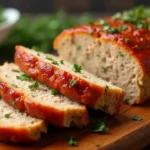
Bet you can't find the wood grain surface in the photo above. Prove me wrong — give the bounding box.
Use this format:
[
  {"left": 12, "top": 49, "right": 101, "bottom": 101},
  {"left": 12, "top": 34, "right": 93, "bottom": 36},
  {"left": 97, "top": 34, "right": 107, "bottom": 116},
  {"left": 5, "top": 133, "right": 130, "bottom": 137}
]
[{"left": 0, "top": 101, "right": 149, "bottom": 150}]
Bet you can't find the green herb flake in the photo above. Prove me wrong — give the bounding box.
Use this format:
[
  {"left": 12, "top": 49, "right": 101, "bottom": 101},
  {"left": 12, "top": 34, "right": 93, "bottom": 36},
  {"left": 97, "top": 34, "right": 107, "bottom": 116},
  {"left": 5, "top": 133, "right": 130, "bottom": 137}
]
[
  {"left": 11, "top": 83, "right": 18, "bottom": 88},
  {"left": 16, "top": 74, "right": 31, "bottom": 81},
  {"left": 72, "top": 64, "right": 82, "bottom": 73},
  {"left": 88, "top": 29, "right": 94, "bottom": 35},
  {"left": 5, "top": 113, "right": 11, "bottom": 119},
  {"left": 60, "top": 60, "right": 64, "bottom": 64},
  {"left": 118, "top": 52, "right": 124, "bottom": 57},
  {"left": 92, "top": 119, "right": 109, "bottom": 133},
  {"left": 77, "top": 45, "right": 81, "bottom": 50},
  {"left": 124, "top": 98, "right": 129, "bottom": 103},
  {"left": 112, "top": 12, "right": 121, "bottom": 20},
  {"left": 102, "top": 67, "right": 107, "bottom": 73},
  {"left": 51, "top": 61, "right": 59, "bottom": 65},
  {"left": 125, "top": 38, "right": 130, "bottom": 43},
  {"left": 12, "top": 69, "right": 20, "bottom": 73},
  {"left": 46, "top": 56, "right": 54, "bottom": 61},
  {"left": 133, "top": 45, "right": 138, "bottom": 49},
  {"left": 11, "top": 100, "right": 15, "bottom": 105},
  {"left": 70, "top": 79, "right": 77, "bottom": 86},
  {"left": 132, "top": 115, "right": 143, "bottom": 121},
  {"left": 37, "top": 53, "right": 40, "bottom": 56},
  {"left": 51, "top": 89, "right": 59, "bottom": 95},
  {"left": 105, "top": 85, "right": 109, "bottom": 92},
  {"left": 68, "top": 136, "right": 78, "bottom": 146},
  {"left": 32, "top": 46, "right": 40, "bottom": 51},
  {"left": 99, "top": 20, "right": 109, "bottom": 26},
  {"left": 46, "top": 56, "right": 58, "bottom": 65},
  {"left": 29, "top": 81, "right": 39, "bottom": 89},
  {"left": 119, "top": 25, "right": 128, "bottom": 31}
]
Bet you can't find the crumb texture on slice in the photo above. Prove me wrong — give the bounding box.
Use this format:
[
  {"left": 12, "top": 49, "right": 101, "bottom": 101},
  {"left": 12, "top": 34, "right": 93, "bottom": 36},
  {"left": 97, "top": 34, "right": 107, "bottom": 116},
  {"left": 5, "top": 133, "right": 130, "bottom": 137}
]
[
  {"left": 0, "top": 63, "right": 89, "bottom": 127},
  {"left": 0, "top": 99, "right": 47, "bottom": 143},
  {"left": 15, "top": 46, "right": 124, "bottom": 115},
  {"left": 53, "top": 25, "right": 150, "bottom": 105}
]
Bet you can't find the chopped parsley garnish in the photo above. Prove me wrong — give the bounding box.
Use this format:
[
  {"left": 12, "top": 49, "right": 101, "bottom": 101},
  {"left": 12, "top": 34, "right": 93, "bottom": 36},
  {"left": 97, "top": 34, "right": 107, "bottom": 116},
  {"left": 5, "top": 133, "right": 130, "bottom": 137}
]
[
  {"left": 46, "top": 56, "right": 58, "bottom": 65},
  {"left": 118, "top": 52, "right": 124, "bottom": 57},
  {"left": 51, "top": 89, "right": 59, "bottom": 95},
  {"left": 102, "top": 67, "right": 107, "bottom": 73},
  {"left": 119, "top": 25, "right": 128, "bottom": 31},
  {"left": 32, "top": 46, "right": 40, "bottom": 51},
  {"left": 5, "top": 113, "right": 11, "bottom": 119},
  {"left": 70, "top": 79, "right": 77, "bottom": 86},
  {"left": 92, "top": 119, "right": 109, "bottom": 133},
  {"left": 132, "top": 116, "right": 143, "bottom": 121},
  {"left": 51, "top": 61, "right": 59, "bottom": 65},
  {"left": 16, "top": 74, "right": 31, "bottom": 81},
  {"left": 60, "top": 60, "right": 64, "bottom": 64},
  {"left": 77, "top": 45, "right": 81, "bottom": 50},
  {"left": 68, "top": 136, "right": 78, "bottom": 146},
  {"left": 125, "top": 38, "right": 130, "bottom": 43},
  {"left": 105, "top": 85, "right": 109, "bottom": 92},
  {"left": 98, "top": 20, "right": 109, "bottom": 26},
  {"left": 112, "top": 12, "right": 121, "bottom": 20},
  {"left": 133, "top": 45, "right": 138, "bottom": 49},
  {"left": 29, "top": 81, "right": 39, "bottom": 89},
  {"left": 11, "top": 100, "right": 15, "bottom": 105},
  {"left": 46, "top": 56, "right": 54, "bottom": 61},
  {"left": 12, "top": 69, "right": 20, "bottom": 73},
  {"left": 11, "top": 83, "right": 18, "bottom": 88},
  {"left": 103, "top": 26, "right": 120, "bottom": 33},
  {"left": 37, "top": 53, "right": 40, "bottom": 56},
  {"left": 72, "top": 64, "right": 82, "bottom": 73},
  {"left": 88, "top": 29, "right": 94, "bottom": 35}
]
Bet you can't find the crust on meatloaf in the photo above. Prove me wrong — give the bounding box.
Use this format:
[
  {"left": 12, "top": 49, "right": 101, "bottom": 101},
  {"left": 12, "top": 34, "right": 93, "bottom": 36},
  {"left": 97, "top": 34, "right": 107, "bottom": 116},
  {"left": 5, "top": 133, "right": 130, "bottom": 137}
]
[
  {"left": 0, "top": 63, "right": 89, "bottom": 127},
  {"left": 0, "top": 99, "right": 47, "bottom": 143},
  {"left": 15, "top": 45, "right": 124, "bottom": 115},
  {"left": 54, "top": 17, "right": 150, "bottom": 105}
]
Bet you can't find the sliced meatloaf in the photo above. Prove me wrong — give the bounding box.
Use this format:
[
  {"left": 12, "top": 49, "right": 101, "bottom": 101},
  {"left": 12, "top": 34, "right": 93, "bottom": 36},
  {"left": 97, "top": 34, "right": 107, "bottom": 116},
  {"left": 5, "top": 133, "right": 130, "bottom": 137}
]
[
  {"left": 0, "top": 99, "right": 47, "bottom": 143},
  {"left": 0, "top": 63, "right": 89, "bottom": 127},
  {"left": 15, "top": 46, "right": 124, "bottom": 115},
  {"left": 54, "top": 10, "right": 150, "bottom": 105}
]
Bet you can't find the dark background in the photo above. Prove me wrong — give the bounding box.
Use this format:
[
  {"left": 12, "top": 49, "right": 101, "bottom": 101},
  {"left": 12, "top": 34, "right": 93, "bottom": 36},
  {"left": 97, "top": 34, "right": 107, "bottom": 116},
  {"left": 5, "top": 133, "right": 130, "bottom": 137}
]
[{"left": 0, "top": 0, "right": 150, "bottom": 13}]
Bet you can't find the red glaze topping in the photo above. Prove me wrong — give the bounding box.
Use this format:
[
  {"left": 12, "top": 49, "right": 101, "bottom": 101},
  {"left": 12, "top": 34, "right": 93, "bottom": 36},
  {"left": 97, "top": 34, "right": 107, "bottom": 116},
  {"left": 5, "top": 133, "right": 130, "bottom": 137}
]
[
  {"left": 0, "top": 80, "right": 65, "bottom": 127},
  {"left": 0, "top": 127, "right": 36, "bottom": 143},
  {"left": 57, "top": 18, "right": 150, "bottom": 74},
  {"left": 15, "top": 46, "right": 105, "bottom": 109}
]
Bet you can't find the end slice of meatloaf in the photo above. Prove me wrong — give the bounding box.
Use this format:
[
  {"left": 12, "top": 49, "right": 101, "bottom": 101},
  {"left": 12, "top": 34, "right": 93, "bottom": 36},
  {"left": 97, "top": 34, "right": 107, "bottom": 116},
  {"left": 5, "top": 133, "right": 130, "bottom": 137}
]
[
  {"left": 15, "top": 45, "right": 124, "bottom": 115},
  {"left": 54, "top": 17, "right": 150, "bottom": 105},
  {"left": 0, "top": 63, "right": 89, "bottom": 127},
  {"left": 0, "top": 99, "right": 47, "bottom": 143}
]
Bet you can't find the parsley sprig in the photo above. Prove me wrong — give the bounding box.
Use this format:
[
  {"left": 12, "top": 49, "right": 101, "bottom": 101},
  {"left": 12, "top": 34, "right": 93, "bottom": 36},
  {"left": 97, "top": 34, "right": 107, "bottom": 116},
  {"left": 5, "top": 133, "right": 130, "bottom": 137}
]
[{"left": 16, "top": 74, "right": 31, "bottom": 81}]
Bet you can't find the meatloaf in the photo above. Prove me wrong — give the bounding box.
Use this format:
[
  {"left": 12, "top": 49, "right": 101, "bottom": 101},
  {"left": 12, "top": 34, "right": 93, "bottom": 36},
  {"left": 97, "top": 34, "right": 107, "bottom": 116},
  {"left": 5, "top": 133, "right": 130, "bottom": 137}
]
[
  {"left": 54, "top": 9, "right": 150, "bottom": 105},
  {"left": 15, "top": 45, "right": 124, "bottom": 115},
  {"left": 0, "top": 99, "right": 47, "bottom": 143},
  {"left": 0, "top": 63, "right": 89, "bottom": 127}
]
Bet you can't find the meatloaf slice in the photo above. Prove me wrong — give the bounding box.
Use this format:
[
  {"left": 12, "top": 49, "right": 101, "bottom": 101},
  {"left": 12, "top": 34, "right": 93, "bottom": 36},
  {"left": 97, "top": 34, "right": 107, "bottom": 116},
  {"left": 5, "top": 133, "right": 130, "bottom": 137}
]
[
  {"left": 54, "top": 17, "right": 150, "bottom": 105},
  {"left": 0, "top": 63, "right": 89, "bottom": 127},
  {"left": 0, "top": 99, "right": 47, "bottom": 143},
  {"left": 15, "top": 45, "right": 124, "bottom": 115}
]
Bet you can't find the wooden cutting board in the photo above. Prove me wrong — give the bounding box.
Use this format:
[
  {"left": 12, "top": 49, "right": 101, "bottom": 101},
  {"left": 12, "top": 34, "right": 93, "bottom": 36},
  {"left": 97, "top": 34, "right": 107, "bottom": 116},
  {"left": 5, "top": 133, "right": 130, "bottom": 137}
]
[{"left": 0, "top": 101, "right": 150, "bottom": 150}]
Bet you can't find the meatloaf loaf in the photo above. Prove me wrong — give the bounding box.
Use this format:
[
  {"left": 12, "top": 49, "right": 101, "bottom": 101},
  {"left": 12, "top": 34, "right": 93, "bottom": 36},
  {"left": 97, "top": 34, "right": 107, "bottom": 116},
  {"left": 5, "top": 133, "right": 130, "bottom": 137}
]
[
  {"left": 54, "top": 9, "right": 150, "bottom": 105},
  {"left": 0, "top": 99, "right": 47, "bottom": 143},
  {"left": 0, "top": 63, "right": 89, "bottom": 127},
  {"left": 15, "top": 45, "right": 124, "bottom": 115}
]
